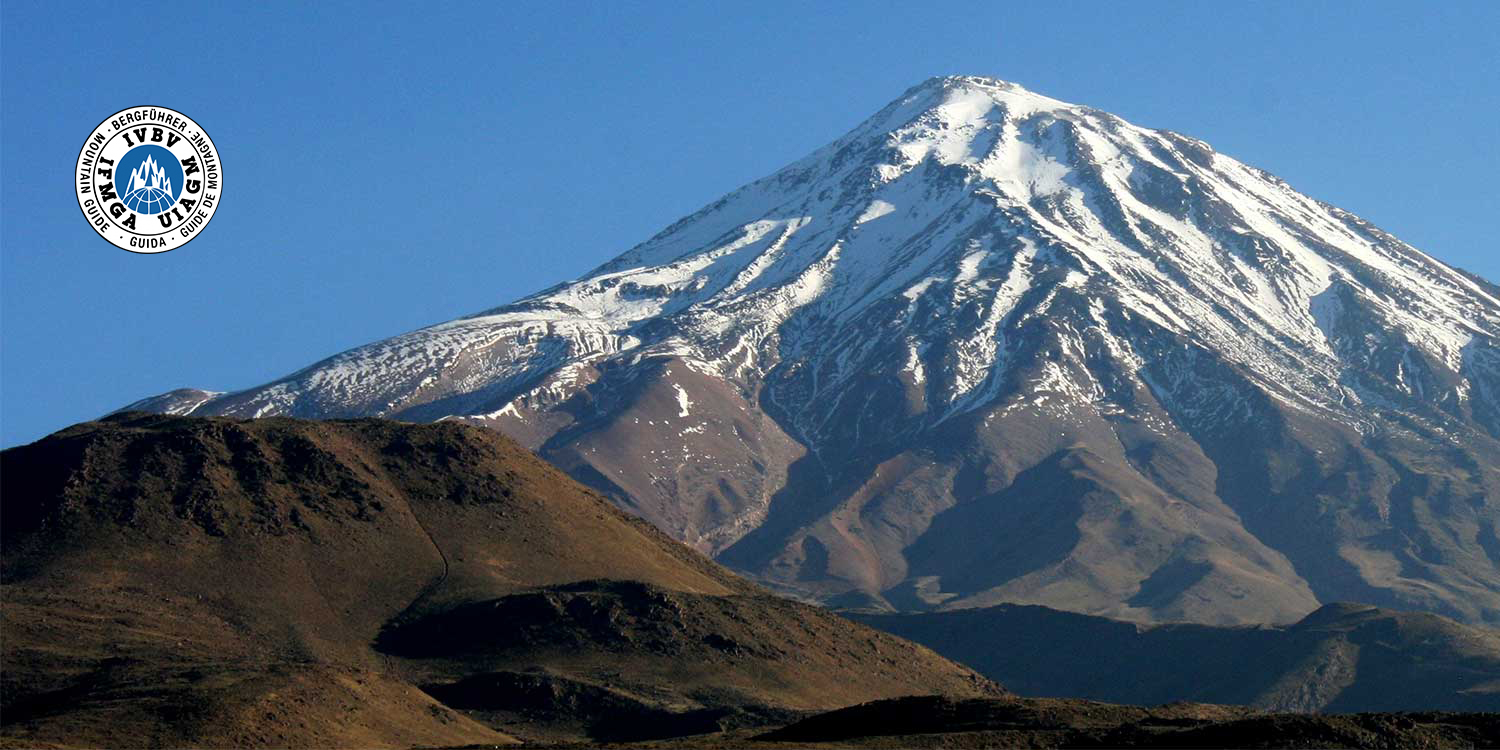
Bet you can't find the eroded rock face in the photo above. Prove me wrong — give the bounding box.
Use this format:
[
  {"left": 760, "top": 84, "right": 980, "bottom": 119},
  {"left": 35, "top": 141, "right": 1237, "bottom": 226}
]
[{"left": 129, "top": 76, "right": 1500, "bottom": 625}]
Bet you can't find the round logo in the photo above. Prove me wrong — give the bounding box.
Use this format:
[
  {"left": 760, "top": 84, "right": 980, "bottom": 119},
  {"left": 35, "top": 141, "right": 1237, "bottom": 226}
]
[{"left": 75, "top": 106, "right": 221, "bottom": 253}]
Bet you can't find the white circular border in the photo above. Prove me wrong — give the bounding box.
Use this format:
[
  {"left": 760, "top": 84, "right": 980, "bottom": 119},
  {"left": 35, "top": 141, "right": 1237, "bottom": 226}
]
[{"left": 75, "top": 106, "right": 223, "bottom": 254}]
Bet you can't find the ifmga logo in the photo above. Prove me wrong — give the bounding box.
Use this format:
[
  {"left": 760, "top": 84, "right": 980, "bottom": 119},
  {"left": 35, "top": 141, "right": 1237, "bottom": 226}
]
[{"left": 75, "top": 106, "right": 222, "bottom": 254}]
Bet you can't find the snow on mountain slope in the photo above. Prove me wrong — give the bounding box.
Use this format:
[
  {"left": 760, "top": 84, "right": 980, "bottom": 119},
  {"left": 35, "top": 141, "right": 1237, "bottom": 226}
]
[{"left": 128, "top": 76, "right": 1500, "bottom": 625}]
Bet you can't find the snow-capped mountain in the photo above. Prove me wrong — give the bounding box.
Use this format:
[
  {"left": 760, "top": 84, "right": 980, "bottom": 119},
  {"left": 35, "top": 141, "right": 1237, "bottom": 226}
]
[
  {"left": 131, "top": 76, "right": 1500, "bottom": 625},
  {"left": 125, "top": 154, "right": 172, "bottom": 197}
]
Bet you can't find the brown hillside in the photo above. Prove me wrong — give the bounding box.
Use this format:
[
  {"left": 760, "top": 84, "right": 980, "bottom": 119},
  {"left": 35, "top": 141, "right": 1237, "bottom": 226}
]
[{"left": 0, "top": 413, "right": 999, "bottom": 748}]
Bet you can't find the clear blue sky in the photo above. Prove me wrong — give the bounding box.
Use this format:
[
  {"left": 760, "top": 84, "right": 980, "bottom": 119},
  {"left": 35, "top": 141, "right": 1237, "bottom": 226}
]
[{"left": 3, "top": 1, "right": 1497, "bottom": 447}]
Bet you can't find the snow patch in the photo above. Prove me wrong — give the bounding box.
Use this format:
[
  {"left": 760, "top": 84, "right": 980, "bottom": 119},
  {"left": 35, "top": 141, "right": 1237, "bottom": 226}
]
[{"left": 856, "top": 200, "right": 897, "bottom": 225}]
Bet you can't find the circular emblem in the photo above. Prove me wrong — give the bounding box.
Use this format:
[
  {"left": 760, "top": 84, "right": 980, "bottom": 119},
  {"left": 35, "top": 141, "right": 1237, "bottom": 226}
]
[{"left": 75, "top": 106, "right": 222, "bottom": 253}]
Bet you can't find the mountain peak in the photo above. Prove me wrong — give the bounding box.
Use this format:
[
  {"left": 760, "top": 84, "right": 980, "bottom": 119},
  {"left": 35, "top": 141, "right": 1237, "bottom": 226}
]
[
  {"left": 865, "top": 75, "right": 1080, "bottom": 139},
  {"left": 915, "top": 74, "right": 1031, "bottom": 93},
  {"left": 127, "top": 78, "right": 1500, "bottom": 627}
]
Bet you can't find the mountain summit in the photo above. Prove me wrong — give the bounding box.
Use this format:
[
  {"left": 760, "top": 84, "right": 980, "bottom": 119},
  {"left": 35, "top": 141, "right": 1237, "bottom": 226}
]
[{"left": 131, "top": 76, "right": 1500, "bottom": 625}]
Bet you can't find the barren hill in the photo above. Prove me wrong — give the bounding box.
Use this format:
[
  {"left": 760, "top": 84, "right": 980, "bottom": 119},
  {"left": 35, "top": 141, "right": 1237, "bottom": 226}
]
[{"left": 0, "top": 413, "right": 998, "bottom": 747}]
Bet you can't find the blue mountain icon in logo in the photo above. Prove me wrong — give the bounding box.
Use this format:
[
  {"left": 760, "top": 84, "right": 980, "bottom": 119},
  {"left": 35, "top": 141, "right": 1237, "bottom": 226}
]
[
  {"left": 115, "top": 145, "right": 185, "bottom": 216},
  {"left": 122, "top": 154, "right": 174, "bottom": 214}
]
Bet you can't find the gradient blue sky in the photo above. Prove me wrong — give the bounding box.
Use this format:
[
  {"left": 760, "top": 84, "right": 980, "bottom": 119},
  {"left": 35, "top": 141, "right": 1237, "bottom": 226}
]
[{"left": 3, "top": 1, "right": 1497, "bottom": 447}]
